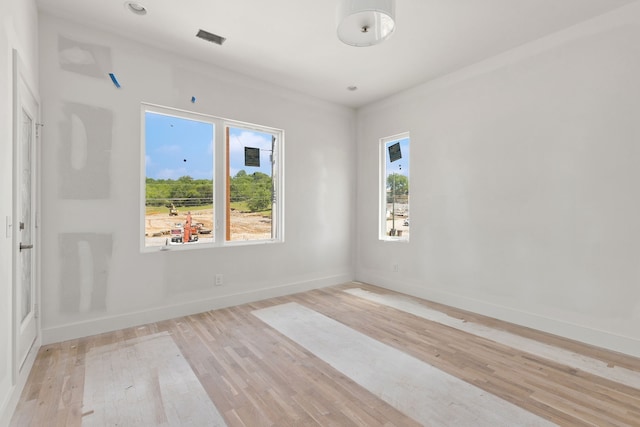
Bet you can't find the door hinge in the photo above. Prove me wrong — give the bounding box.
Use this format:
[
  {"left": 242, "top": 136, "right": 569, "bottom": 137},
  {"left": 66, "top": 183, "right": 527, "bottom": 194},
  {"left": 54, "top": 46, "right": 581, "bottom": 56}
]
[{"left": 34, "top": 303, "right": 39, "bottom": 319}]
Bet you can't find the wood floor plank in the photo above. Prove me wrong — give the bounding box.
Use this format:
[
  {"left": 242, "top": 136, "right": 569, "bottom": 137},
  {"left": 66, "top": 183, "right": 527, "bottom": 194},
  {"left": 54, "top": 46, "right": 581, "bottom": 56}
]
[{"left": 9, "top": 282, "right": 640, "bottom": 426}]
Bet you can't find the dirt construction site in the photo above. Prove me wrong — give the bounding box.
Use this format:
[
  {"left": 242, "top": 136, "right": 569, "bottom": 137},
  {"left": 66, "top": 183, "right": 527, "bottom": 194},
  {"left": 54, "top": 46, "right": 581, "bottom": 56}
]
[{"left": 145, "top": 208, "right": 272, "bottom": 246}]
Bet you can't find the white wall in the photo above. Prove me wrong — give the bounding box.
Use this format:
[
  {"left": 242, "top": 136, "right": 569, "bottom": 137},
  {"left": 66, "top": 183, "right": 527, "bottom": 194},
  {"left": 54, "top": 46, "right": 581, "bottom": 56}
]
[
  {"left": 356, "top": 3, "right": 640, "bottom": 358},
  {"left": 38, "top": 14, "right": 356, "bottom": 344},
  {"left": 0, "top": 0, "right": 39, "bottom": 424}
]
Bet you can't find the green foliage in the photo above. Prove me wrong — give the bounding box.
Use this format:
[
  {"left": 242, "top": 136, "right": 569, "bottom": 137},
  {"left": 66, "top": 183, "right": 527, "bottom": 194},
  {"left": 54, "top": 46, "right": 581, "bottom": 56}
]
[
  {"left": 146, "top": 171, "right": 273, "bottom": 213},
  {"left": 146, "top": 176, "right": 213, "bottom": 207},
  {"left": 230, "top": 170, "right": 273, "bottom": 212},
  {"left": 247, "top": 186, "right": 271, "bottom": 212},
  {"left": 387, "top": 173, "right": 409, "bottom": 195}
]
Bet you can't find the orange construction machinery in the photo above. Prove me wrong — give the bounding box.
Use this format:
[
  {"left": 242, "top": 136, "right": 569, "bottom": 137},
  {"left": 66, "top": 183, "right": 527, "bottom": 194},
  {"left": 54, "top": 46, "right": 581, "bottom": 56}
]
[{"left": 170, "top": 212, "right": 199, "bottom": 243}]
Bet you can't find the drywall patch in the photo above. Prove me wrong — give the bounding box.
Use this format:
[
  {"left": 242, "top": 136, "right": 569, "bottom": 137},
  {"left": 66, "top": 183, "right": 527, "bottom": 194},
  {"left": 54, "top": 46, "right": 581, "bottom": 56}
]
[
  {"left": 59, "top": 103, "right": 113, "bottom": 199},
  {"left": 59, "top": 233, "right": 112, "bottom": 313},
  {"left": 58, "top": 35, "right": 112, "bottom": 78}
]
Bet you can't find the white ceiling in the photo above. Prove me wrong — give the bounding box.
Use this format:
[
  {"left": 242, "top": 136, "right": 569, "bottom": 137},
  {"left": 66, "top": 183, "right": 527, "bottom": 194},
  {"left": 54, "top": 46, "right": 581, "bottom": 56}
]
[{"left": 36, "top": 0, "right": 636, "bottom": 108}]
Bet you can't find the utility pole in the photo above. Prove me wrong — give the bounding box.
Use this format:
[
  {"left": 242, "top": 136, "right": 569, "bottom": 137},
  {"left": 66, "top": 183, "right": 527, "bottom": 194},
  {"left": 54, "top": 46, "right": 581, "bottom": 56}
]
[
  {"left": 391, "top": 172, "right": 396, "bottom": 235},
  {"left": 390, "top": 164, "right": 402, "bottom": 236}
]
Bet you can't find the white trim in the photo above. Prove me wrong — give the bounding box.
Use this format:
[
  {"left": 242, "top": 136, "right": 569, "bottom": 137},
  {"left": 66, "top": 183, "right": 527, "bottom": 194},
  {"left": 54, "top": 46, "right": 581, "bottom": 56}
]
[
  {"left": 355, "top": 271, "right": 640, "bottom": 359},
  {"left": 345, "top": 287, "right": 640, "bottom": 390},
  {"left": 41, "top": 274, "right": 352, "bottom": 344},
  {"left": 11, "top": 47, "right": 41, "bottom": 386}
]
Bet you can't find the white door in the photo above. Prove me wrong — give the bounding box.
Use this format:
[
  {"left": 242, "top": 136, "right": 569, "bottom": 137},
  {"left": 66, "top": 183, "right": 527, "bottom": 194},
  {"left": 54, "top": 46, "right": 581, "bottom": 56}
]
[{"left": 13, "top": 50, "right": 39, "bottom": 372}]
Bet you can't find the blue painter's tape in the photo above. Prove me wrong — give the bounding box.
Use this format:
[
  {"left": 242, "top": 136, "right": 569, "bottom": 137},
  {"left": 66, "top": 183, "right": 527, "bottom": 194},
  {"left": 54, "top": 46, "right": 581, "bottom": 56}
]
[
  {"left": 108, "top": 73, "right": 121, "bottom": 88},
  {"left": 191, "top": 96, "right": 196, "bottom": 103}
]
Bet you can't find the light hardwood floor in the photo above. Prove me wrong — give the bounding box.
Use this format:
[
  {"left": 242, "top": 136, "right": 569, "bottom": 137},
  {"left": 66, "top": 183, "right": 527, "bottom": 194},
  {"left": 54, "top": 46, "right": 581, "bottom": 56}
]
[{"left": 10, "top": 283, "right": 640, "bottom": 426}]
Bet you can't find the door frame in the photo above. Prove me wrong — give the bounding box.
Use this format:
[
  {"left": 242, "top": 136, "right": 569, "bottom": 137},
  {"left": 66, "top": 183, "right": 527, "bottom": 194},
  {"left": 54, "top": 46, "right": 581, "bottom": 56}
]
[{"left": 12, "top": 48, "right": 41, "bottom": 381}]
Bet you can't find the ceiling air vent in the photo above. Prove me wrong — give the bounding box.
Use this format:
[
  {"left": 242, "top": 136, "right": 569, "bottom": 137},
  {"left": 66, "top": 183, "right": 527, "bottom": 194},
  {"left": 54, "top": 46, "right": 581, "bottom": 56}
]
[{"left": 196, "top": 29, "right": 226, "bottom": 46}]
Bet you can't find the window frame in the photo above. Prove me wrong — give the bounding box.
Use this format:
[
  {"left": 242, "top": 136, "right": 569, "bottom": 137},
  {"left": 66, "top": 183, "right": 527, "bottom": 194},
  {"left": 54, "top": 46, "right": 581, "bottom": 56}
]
[
  {"left": 140, "top": 103, "right": 284, "bottom": 252},
  {"left": 379, "top": 132, "right": 410, "bottom": 242},
  {"left": 223, "top": 122, "right": 284, "bottom": 245}
]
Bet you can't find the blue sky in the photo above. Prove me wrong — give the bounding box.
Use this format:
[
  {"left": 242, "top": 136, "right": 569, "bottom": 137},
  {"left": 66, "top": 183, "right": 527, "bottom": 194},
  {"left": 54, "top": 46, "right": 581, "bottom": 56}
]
[
  {"left": 228, "top": 127, "right": 274, "bottom": 177},
  {"left": 386, "top": 137, "right": 410, "bottom": 177},
  {"left": 145, "top": 112, "right": 273, "bottom": 180}
]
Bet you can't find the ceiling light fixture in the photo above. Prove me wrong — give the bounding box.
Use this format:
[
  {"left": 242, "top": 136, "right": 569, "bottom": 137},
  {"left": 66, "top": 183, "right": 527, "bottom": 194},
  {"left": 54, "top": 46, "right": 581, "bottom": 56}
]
[
  {"left": 337, "top": 0, "right": 395, "bottom": 47},
  {"left": 125, "top": 1, "right": 147, "bottom": 16}
]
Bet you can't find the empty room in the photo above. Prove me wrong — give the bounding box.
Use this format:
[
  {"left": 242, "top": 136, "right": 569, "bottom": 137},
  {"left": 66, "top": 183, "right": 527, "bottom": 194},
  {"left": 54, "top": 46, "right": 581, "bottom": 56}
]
[{"left": 1, "top": 0, "right": 640, "bottom": 425}]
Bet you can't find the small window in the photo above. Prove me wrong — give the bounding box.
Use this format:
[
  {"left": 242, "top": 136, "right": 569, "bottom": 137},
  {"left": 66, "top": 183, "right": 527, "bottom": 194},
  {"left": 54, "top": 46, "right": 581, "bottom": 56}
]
[
  {"left": 380, "top": 133, "right": 410, "bottom": 241},
  {"left": 142, "top": 104, "right": 283, "bottom": 251}
]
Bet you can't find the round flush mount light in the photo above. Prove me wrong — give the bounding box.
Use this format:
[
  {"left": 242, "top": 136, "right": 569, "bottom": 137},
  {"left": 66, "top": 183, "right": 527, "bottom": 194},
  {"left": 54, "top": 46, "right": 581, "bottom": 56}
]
[
  {"left": 337, "top": 0, "right": 395, "bottom": 47},
  {"left": 125, "top": 1, "right": 147, "bottom": 15}
]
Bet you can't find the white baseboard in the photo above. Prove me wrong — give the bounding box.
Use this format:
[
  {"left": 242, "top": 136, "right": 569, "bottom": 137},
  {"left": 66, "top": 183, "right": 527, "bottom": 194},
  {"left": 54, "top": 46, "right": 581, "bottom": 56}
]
[
  {"left": 42, "top": 274, "right": 353, "bottom": 345},
  {"left": 355, "top": 272, "right": 640, "bottom": 359}
]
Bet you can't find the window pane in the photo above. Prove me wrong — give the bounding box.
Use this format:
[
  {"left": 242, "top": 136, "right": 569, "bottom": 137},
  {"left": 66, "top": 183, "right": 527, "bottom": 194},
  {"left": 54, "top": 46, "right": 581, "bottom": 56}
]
[
  {"left": 383, "top": 135, "right": 410, "bottom": 240},
  {"left": 144, "top": 111, "right": 214, "bottom": 247},
  {"left": 227, "top": 126, "right": 276, "bottom": 241}
]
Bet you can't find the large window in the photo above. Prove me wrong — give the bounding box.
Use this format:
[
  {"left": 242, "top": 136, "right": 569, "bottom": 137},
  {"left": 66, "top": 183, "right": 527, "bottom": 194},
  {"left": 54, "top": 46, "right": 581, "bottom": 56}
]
[
  {"left": 141, "top": 104, "right": 283, "bottom": 250},
  {"left": 380, "top": 133, "right": 410, "bottom": 241}
]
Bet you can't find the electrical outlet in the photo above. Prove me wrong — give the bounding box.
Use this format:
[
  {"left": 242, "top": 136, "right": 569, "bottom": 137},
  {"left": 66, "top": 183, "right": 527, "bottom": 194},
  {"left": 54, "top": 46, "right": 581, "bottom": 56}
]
[
  {"left": 393, "top": 264, "right": 399, "bottom": 272},
  {"left": 215, "top": 274, "right": 223, "bottom": 286}
]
